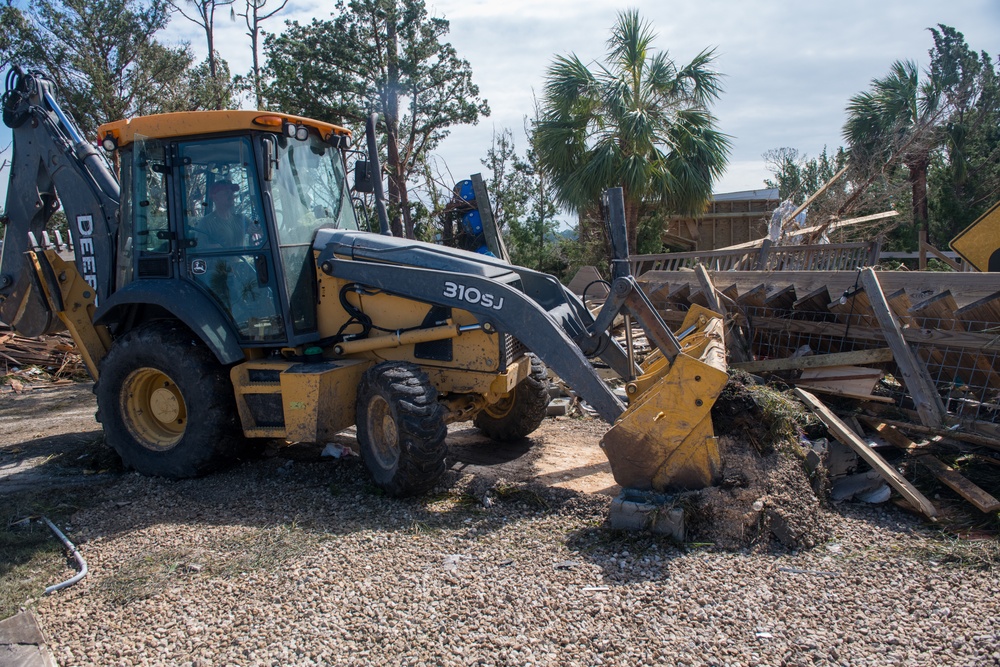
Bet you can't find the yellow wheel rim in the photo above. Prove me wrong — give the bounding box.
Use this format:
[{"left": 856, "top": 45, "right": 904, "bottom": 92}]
[
  {"left": 121, "top": 368, "right": 187, "bottom": 450},
  {"left": 483, "top": 390, "right": 516, "bottom": 420},
  {"left": 367, "top": 394, "right": 400, "bottom": 470}
]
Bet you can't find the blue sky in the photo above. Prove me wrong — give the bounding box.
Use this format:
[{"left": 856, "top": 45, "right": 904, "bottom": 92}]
[
  {"left": 3, "top": 0, "right": 999, "bottom": 205},
  {"left": 237, "top": 0, "right": 997, "bottom": 194}
]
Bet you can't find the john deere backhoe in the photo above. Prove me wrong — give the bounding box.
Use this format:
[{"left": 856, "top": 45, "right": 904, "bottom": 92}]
[{"left": 0, "top": 68, "right": 729, "bottom": 496}]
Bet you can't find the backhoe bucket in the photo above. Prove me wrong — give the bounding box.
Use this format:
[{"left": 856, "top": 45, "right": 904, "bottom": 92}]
[{"left": 600, "top": 305, "right": 729, "bottom": 492}]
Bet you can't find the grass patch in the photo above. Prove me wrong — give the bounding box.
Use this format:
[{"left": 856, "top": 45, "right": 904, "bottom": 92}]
[
  {"left": 210, "top": 524, "right": 314, "bottom": 578},
  {"left": 0, "top": 490, "right": 97, "bottom": 619},
  {"left": 0, "top": 519, "right": 64, "bottom": 619},
  {"left": 713, "top": 370, "right": 814, "bottom": 454},
  {"left": 908, "top": 532, "right": 1000, "bottom": 570}
]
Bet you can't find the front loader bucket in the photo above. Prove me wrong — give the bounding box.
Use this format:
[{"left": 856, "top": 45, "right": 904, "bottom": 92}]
[{"left": 600, "top": 305, "right": 729, "bottom": 492}]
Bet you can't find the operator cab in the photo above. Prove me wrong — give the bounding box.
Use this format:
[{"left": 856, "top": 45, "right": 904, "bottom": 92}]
[{"left": 103, "top": 111, "right": 358, "bottom": 348}]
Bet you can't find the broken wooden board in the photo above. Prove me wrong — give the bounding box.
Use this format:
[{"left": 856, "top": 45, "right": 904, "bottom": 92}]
[
  {"left": 733, "top": 348, "right": 894, "bottom": 374},
  {"left": 955, "top": 290, "right": 1000, "bottom": 329},
  {"left": 860, "top": 268, "right": 946, "bottom": 427},
  {"left": 791, "top": 285, "right": 834, "bottom": 320},
  {"left": 795, "top": 388, "right": 938, "bottom": 519},
  {"left": 763, "top": 285, "right": 797, "bottom": 313},
  {"left": 827, "top": 288, "right": 877, "bottom": 329},
  {"left": 796, "top": 366, "right": 884, "bottom": 400},
  {"left": 870, "top": 422, "right": 1000, "bottom": 513},
  {"left": 637, "top": 270, "right": 1000, "bottom": 309}
]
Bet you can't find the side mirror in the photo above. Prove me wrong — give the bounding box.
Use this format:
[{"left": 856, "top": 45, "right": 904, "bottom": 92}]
[
  {"left": 262, "top": 136, "right": 276, "bottom": 181},
  {"left": 354, "top": 160, "right": 374, "bottom": 193}
]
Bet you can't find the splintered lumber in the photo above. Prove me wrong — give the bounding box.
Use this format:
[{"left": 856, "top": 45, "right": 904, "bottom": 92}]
[
  {"left": 736, "top": 283, "right": 768, "bottom": 310},
  {"left": 694, "top": 263, "right": 725, "bottom": 315},
  {"left": 695, "top": 263, "right": 749, "bottom": 362},
  {"left": 788, "top": 210, "right": 899, "bottom": 241},
  {"left": 791, "top": 286, "right": 834, "bottom": 321},
  {"left": 637, "top": 271, "right": 1000, "bottom": 309},
  {"left": 908, "top": 290, "right": 1000, "bottom": 391},
  {"left": 885, "top": 288, "right": 913, "bottom": 322},
  {"left": 869, "top": 422, "right": 1000, "bottom": 513},
  {"left": 858, "top": 415, "right": 1000, "bottom": 453},
  {"left": 733, "top": 348, "right": 894, "bottom": 374},
  {"left": 764, "top": 285, "right": 796, "bottom": 313},
  {"left": 779, "top": 166, "right": 849, "bottom": 236},
  {"left": 796, "top": 366, "right": 892, "bottom": 402},
  {"left": 955, "top": 291, "right": 1000, "bottom": 329},
  {"left": 827, "top": 287, "right": 877, "bottom": 329},
  {"left": 795, "top": 388, "right": 938, "bottom": 519},
  {"left": 859, "top": 268, "right": 946, "bottom": 427},
  {"left": 909, "top": 291, "right": 960, "bottom": 331}
]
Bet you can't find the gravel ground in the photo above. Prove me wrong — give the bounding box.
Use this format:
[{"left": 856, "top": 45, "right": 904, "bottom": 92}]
[{"left": 27, "top": 454, "right": 1000, "bottom": 667}]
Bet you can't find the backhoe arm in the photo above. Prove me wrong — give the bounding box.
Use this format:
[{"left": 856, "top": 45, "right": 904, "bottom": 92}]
[{"left": 0, "top": 67, "right": 120, "bottom": 337}]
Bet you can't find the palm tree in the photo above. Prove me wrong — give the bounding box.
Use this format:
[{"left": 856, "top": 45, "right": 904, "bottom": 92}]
[
  {"left": 534, "top": 10, "right": 730, "bottom": 252},
  {"left": 842, "top": 60, "right": 942, "bottom": 236}
]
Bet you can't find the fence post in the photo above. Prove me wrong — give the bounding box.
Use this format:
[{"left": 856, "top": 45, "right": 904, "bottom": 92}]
[
  {"left": 866, "top": 240, "right": 881, "bottom": 267},
  {"left": 755, "top": 238, "right": 772, "bottom": 270}
]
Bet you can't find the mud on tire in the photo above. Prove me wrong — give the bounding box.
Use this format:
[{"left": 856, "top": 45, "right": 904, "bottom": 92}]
[
  {"left": 355, "top": 361, "right": 448, "bottom": 497},
  {"left": 474, "top": 354, "right": 551, "bottom": 441},
  {"left": 95, "top": 321, "right": 242, "bottom": 478}
]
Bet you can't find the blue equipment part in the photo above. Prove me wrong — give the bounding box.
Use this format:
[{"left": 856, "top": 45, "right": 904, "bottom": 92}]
[
  {"left": 461, "top": 209, "right": 484, "bottom": 235},
  {"left": 456, "top": 179, "right": 475, "bottom": 203}
]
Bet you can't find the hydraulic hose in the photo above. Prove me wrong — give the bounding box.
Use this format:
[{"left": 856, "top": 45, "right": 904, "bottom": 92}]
[{"left": 40, "top": 516, "right": 88, "bottom": 594}]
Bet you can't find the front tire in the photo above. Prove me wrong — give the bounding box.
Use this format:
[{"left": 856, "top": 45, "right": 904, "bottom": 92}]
[
  {"left": 356, "top": 361, "right": 447, "bottom": 497},
  {"left": 96, "top": 321, "right": 242, "bottom": 478},
  {"left": 474, "top": 354, "right": 551, "bottom": 441}
]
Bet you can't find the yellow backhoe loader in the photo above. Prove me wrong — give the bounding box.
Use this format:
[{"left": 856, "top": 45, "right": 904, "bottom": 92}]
[{"left": 0, "top": 67, "right": 728, "bottom": 496}]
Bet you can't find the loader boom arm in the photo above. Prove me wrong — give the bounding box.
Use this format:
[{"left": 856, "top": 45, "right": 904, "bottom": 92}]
[{"left": 0, "top": 68, "right": 120, "bottom": 337}]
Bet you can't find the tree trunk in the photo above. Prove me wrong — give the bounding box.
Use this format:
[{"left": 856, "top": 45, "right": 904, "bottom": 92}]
[
  {"left": 622, "top": 190, "right": 640, "bottom": 258},
  {"left": 383, "top": 6, "right": 405, "bottom": 237},
  {"left": 909, "top": 158, "right": 930, "bottom": 238},
  {"left": 250, "top": 8, "right": 262, "bottom": 109}
]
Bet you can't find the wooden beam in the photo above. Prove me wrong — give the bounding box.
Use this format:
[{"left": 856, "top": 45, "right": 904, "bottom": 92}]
[
  {"left": 695, "top": 263, "right": 749, "bottom": 362},
  {"left": 860, "top": 268, "right": 946, "bottom": 427},
  {"left": 788, "top": 210, "right": 899, "bottom": 240},
  {"left": 870, "top": 422, "right": 1000, "bottom": 513},
  {"left": 779, "top": 166, "right": 850, "bottom": 236},
  {"left": 733, "top": 348, "right": 894, "bottom": 373},
  {"left": 637, "top": 270, "right": 1000, "bottom": 309},
  {"left": 694, "top": 263, "right": 724, "bottom": 315},
  {"left": 795, "top": 388, "right": 938, "bottom": 519},
  {"left": 748, "top": 313, "right": 1000, "bottom": 353},
  {"left": 858, "top": 415, "right": 1000, "bottom": 453}
]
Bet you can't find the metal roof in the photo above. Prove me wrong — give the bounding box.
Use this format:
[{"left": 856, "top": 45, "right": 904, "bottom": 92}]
[{"left": 711, "top": 188, "right": 780, "bottom": 202}]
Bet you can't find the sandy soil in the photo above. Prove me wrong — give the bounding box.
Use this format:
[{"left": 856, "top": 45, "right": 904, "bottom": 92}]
[{"left": 0, "top": 382, "right": 619, "bottom": 499}]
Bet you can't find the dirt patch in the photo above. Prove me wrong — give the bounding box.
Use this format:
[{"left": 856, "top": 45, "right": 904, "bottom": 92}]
[
  {"left": 685, "top": 435, "right": 832, "bottom": 550},
  {"left": 0, "top": 383, "right": 618, "bottom": 500},
  {"left": 2, "top": 380, "right": 837, "bottom": 552}
]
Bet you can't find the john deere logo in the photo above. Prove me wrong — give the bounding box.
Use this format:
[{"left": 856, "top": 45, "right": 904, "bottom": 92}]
[{"left": 191, "top": 259, "right": 207, "bottom": 275}]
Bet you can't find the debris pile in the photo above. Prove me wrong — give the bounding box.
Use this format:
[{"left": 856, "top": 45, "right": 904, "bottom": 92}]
[
  {"left": 0, "top": 326, "right": 86, "bottom": 388},
  {"left": 638, "top": 265, "right": 1000, "bottom": 526}
]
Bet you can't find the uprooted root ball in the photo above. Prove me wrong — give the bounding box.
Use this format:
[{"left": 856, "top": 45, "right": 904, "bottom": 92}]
[{"left": 684, "top": 435, "right": 833, "bottom": 551}]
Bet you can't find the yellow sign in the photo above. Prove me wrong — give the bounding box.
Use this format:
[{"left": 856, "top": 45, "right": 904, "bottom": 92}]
[{"left": 950, "top": 200, "right": 1000, "bottom": 272}]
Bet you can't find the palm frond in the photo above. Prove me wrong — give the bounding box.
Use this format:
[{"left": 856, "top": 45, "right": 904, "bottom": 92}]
[{"left": 607, "top": 9, "right": 656, "bottom": 74}]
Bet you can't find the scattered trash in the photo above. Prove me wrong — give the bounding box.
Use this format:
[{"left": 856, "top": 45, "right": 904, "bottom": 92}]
[
  {"left": 553, "top": 560, "right": 580, "bottom": 570},
  {"left": 321, "top": 443, "right": 356, "bottom": 459}
]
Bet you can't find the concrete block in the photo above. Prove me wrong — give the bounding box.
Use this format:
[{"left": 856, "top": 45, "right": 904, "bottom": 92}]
[
  {"left": 546, "top": 397, "right": 573, "bottom": 416},
  {"left": 608, "top": 490, "right": 685, "bottom": 541}
]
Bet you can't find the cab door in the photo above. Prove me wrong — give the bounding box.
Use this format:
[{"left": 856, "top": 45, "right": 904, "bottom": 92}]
[{"left": 175, "top": 136, "right": 284, "bottom": 344}]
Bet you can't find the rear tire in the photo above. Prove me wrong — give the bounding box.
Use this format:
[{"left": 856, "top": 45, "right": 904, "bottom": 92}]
[
  {"left": 474, "top": 354, "right": 551, "bottom": 441},
  {"left": 356, "top": 361, "right": 448, "bottom": 497},
  {"left": 95, "top": 321, "right": 241, "bottom": 478}
]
